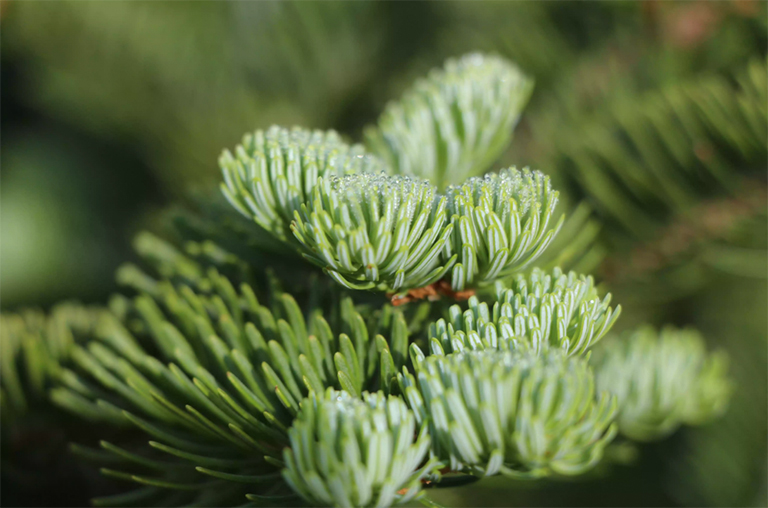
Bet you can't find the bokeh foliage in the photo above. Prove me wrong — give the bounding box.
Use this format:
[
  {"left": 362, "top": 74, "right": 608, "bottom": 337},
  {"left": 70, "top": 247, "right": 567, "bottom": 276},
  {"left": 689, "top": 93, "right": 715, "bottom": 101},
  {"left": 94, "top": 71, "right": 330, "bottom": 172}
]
[{"left": 2, "top": 1, "right": 766, "bottom": 507}]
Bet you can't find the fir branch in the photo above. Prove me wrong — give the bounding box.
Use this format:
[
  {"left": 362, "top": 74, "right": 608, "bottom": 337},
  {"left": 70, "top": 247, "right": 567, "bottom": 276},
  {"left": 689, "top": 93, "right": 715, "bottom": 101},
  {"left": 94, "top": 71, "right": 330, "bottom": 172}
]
[
  {"left": 4, "top": 10, "right": 760, "bottom": 507},
  {"left": 217, "top": 54, "right": 566, "bottom": 297},
  {"left": 54, "top": 234, "right": 412, "bottom": 505},
  {"left": 365, "top": 53, "right": 533, "bottom": 189},
  {"left": 292, "top": 173, "right": 455, "bottom": 293},
  {"left": 601, "top": 181, "right": 767, "bottom": 283},
  {"left": 444, "top": 168, "right": 564, "bottom": 290},
  {"left": 537, "top": 57, "right": 767, "bottom": 243},
  {"left": 220, "top": 125, "right": 385, "bottom": 242},
  {"left": 423, "top": 267, "right": 620, "bottom": 357},
  {"left": 399, "top": 349, "right": 618, "bottom": 478},
  {"left": 0, "top": 302, "right": 104, "bottom": 422},
  {"left": 282, "top": 389, "right": 438, "bottom": 507},
  {"left": 285, "top": 166, "right": 568, "bottom": 296},
  {"left": 591, "top": 326, "right": 733, "bottom": 441}
]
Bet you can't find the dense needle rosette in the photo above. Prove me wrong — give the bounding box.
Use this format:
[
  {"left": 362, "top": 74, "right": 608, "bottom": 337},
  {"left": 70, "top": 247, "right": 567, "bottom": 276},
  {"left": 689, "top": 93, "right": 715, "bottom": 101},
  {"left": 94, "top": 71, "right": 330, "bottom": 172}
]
[
  {"left": 591, "top": 326, "right": 732, "bottom": 441},
  {"left": 220, "top": 125, "right": 384, "bottom": 241},
  {"left": 444, "top": 167, "right": 564, "bottom": 291},
  {"left": 425, "top": 267, "right": 620, "bottom": 357},
  {"left": 366, "top": 53, "right": 534, "bottom": 189},
  {"left": 282, "top": 389, "right": 436, "bottom": 507},
  {"left": 292, "top": 173, "right": 456, "bottom": 292},
  {"left": 400, "top": 349, "right": 617, "bottom": 478}
]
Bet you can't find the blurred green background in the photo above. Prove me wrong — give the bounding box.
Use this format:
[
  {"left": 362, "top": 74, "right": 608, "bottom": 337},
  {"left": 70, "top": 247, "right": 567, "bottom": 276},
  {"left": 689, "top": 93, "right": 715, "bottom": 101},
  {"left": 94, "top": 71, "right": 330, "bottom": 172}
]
[{"left": 1, "top": 1, "right": 766, "bottom": 506}]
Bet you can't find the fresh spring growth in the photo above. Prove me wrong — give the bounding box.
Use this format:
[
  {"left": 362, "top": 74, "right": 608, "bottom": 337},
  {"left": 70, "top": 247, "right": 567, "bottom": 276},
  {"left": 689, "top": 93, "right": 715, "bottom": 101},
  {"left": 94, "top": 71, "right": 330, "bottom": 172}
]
[
  {"left": 290, "top": 166, "right": 563, "bottom": 295},
  {"left": 365, "top": 53, "right": 534, "bottom": 190},
  {"left": 220, "top": 126, "right": 385, "bottom": 241},
  {"left": 1, "top": 48, "right": 740, "bottom": 508},
  {"left": 292, "top": 173, "right": 456, "bottom": 292},
  {"left": 400, "top": 349, "right": 618, "bottom": 478},
  {"left": 445, "top": 168, "right": 564, "bottom": 291},
  {"left": 282, "top": 388, "right": 437, "bottom": 508},
  {"left": 426, "top": 267, "right": 620, "bottom": 357},
  {"left": 591, "top": 326, "right": 733, "bottom": 442}
]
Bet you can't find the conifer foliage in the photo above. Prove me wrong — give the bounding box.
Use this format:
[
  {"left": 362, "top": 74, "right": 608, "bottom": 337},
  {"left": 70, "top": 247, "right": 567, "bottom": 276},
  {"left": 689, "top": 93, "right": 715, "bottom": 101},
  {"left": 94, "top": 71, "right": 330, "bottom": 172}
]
[{"left": 0, "top": 53, "right": 733, "bottom": 507}]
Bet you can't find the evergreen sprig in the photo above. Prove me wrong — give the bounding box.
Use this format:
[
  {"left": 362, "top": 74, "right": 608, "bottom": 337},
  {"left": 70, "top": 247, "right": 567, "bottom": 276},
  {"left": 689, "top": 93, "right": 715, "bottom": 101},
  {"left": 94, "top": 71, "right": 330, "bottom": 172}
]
[
  {"left": 0, "top": 48, "right": 742, "bottom": 508},
  {"left": 220, "top": 126, "right": 385, "bottom": 242},
  {"left": 365, "top": 53, "right": 534, "bottom": 189},
  {"left": 424, "top": 268, "right": 620, "bottom": 357},
  {"left": 0, "top": 302, "right": 104, "bottom": 422},
  {"left": 591, "top": 326, "right": 732, "bottom": 441},
  {"left": 216, "top": 52, "right": 562, "bottom": 297},
  {"left": 292, "top": 173, "right": 455, "bottom": 292},
  {"left": 540, "top": 58, "right": 767, "bottom": 243},
  {"left": 226, "top": 160, "right": 564, "bottom": 296},
  {"left": 51, "top": 236, "right": 412, "bottom": 504},
  {"left": 399, "top": 349, "right": 618, "bottom": 478},
  {"left": 283, "top": 389, "right": 437, "bottom": 508},
  {"left": 444, "top": 168, "right": 563, "bottom": 290}
]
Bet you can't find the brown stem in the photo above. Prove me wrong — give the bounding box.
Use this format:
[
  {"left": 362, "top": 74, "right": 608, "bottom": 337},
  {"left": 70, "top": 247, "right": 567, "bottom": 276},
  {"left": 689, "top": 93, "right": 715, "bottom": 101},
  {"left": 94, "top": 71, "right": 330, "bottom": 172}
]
[{"left": 389, "top": 280, "right": 475, "bottom": 306}]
